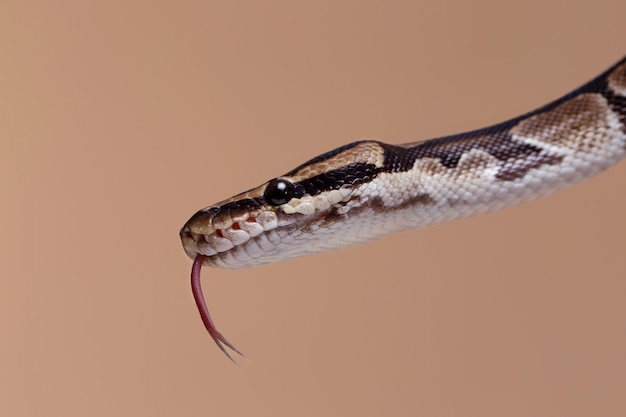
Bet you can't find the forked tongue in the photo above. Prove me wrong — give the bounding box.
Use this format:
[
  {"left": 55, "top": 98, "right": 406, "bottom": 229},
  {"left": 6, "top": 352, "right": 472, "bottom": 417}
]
[{"left": 191, "top": 254, "right": 247, "bottom": 364}]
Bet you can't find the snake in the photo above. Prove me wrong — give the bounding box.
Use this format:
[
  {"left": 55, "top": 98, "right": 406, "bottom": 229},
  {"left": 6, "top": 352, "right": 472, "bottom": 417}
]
[{"left": 180, "top": 56, "right": 626, "bottom": 362}]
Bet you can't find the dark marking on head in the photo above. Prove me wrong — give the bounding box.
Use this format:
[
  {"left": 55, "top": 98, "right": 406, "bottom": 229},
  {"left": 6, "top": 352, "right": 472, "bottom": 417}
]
[
  {"left": 285, "top": 141, "right": 371, "bottom": 176},
  {"left": 284, "top": 141, "right": 385, "bottom": 182},
  {"left": 209, "top": 162, "right": 382, "bottom": 215},
  {"left": 293, "top": 162, "right": 380, "bottom": 197},
  {"left": 220, "top": 198, "right": 260, "bottom": 211}
]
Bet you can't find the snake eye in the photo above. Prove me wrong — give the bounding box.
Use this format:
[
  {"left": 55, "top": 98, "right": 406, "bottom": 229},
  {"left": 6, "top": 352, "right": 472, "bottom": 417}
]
[{"left": 264, "top": 179, "right": 295, "bottom": 206}]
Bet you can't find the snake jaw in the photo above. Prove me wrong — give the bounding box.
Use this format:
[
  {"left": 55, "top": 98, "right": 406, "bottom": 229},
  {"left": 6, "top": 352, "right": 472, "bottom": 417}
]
[
  {"left": 180, "top": 208, "right": 280, "bottom": 261},
  {"left": 191, "top": 254, "right": 247, "bottom": 364}
]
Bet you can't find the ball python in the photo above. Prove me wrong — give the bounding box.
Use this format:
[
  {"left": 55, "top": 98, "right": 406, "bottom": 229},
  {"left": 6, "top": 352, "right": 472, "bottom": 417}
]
[{"left": 180, "top": 56, "right": 626, "bottom": 362}]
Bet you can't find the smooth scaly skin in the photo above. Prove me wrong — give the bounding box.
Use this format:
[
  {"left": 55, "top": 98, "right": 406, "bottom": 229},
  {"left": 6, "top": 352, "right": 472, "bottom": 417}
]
[{"left": 181, "top": 57, "right": 626, "bottom": 361}]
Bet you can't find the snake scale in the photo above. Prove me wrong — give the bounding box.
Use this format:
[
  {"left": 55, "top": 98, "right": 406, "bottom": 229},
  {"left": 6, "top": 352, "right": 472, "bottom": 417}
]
[{"left": 181, "top": 57, "right": 626, "bottom": 362}]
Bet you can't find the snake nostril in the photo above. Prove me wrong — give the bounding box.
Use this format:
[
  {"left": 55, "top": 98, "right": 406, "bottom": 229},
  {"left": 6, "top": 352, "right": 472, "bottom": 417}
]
[{"left": 182, "top": 208, "right": 220, "bottom": 236}]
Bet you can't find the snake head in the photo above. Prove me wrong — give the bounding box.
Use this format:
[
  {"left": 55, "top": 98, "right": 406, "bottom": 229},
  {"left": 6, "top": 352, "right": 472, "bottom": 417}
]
[
  {"left": 180, "top": 141, "right": 390, "bottom": 269},
  {"left": 180, "top": 175, "right": 358, "bottom": 362},
  {"left": 180, "top": 197, "right": 282, "bottom": 268}
]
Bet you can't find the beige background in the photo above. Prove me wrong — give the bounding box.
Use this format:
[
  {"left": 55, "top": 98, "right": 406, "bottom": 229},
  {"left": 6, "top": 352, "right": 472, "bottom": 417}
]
[{"left": 2, "top": 1, "right": 625, "bottom": 416}]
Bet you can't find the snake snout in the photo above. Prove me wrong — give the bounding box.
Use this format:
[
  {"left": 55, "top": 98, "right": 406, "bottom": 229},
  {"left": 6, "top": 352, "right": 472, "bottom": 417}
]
[
  {"left": 181, "top": 209, "right": 217, "bottom": 236},
  {"left": 180, "top": 208, "right": 220, "bottom": 259}
]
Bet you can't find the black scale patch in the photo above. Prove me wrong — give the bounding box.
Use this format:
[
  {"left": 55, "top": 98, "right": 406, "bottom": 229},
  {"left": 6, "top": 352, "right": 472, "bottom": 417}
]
[
  {"left": 292, "top": 162, "right": 379, "bottom": 197},
  {"left": 216, "top": 162, "right": 380, "bottom": 211}
]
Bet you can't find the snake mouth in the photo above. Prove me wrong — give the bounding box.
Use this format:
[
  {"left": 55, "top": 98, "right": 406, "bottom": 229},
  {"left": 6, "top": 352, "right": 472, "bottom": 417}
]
[{"left": 180, "top": 209, "right": 280, "bottom": 261}]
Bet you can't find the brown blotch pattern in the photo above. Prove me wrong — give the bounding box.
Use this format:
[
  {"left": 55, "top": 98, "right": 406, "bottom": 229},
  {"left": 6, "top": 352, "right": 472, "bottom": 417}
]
[
  {"left": 412, "top": 145, "right": 562, "bottom": 182},
  {"left": 455, "top": 149, "right": 499, "bottom": 180},
  {"left": 511, "top": 93, "right": 613, "bottom": 153},
  {"left": 412, "top": 158, "right": 450, "bottom": 177},
  {"left": 496, "top": 153, "right": 564, "bottom": 181},
  {"left": 607, "top": 62, "right": 626, "bottom": 97}
]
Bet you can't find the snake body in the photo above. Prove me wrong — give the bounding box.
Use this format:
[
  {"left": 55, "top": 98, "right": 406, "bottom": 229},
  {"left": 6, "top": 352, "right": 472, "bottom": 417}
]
[{"left": 180, "top": 57, "right": 626, "bottom": 360}]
